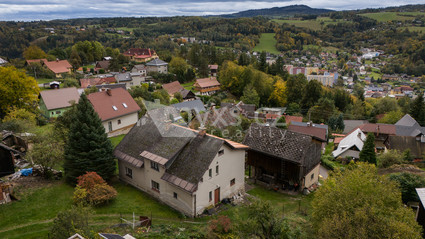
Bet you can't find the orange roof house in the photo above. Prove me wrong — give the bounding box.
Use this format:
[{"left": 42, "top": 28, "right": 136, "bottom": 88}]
[
  {"left": 123, "top": 48, "right": 158, "bottom": 63},
  {"left": 194, "top": 77, "right": 220, "bottom": 95},
  {"left": 27, "top": 59, "right": 72, "bottom": 78}
]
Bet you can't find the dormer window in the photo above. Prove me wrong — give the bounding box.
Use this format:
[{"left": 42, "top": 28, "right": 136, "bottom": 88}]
[
  {"left": 112, "top": 106, "right": 118, "bottom": 111},
  {"left": 122, "top": 103, "right": 128, "bottom": 108}
]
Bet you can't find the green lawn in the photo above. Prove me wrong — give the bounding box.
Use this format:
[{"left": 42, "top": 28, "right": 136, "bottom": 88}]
[
  {"left": 359, "top": 12, "right": 425, "bottom": 22},
  {"left": 253, "top": 33, "right": 280, "bottom": 55},
  {"left": 181, "top": 81, "right": 195, "bottom": 91},
  {"left": 272, "top": 19, "right": 322, "bottom": 31},
  {"left": 35, "top": 78, "right": 53, "bottom": 84},
  {"left": 402, "top": 26, "right": 425, "bottom": 34},
  {"left": 110, "top": 134, "right": 125, "bottom": 148}
]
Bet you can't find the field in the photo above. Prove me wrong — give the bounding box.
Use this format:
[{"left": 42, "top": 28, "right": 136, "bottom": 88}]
[
  {"left": 402, "top": 26, "right": 425, "bottom": 34},
  {"left": 359, "top": 12, "right": 425, "bottom": 22},
  {"left": 253, "top": 33, "right": 280, "bottom": 55},
  {"left": 272, "top": 17, "right": 352, "bottom": 31}
]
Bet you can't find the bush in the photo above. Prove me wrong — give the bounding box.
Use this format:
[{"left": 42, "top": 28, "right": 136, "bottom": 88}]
[
  {"left": 77, "top": 171, "right": 106, "bottom": 190},
  {"left": 74, "top": 172, "right": 117, "bottom": 206},
  {"left": 377, "top": 150, "right": 405, "bottom": 168},
  {"left": 208, "top": 215, "right": 232, "bottom": 236},
  {"left": 389, "top": 172, "right": 425, "bottom": 204},
  {"left": 321, "top": 155, "right": 336, "bottom": 170},
  {"left": 49, "top": 206, "right": 92, "bottom": 239}
]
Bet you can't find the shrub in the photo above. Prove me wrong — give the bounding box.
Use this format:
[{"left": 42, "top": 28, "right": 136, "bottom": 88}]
[
  {"left": 208, "top": 215, "right": 232, "bottom": 235},
  {"left": 389, "top": 172, "right": 425, "bottom": 204},
  {"left": 377, "top": 150, "right": 405, "bottom": 168},
  {"left": 49, "top": 206, "right": 92, "bottom": 239},
  {"left": 77, "top": 172, "right": 106, "bottom": 190},
  {"left": 87, "top": 183, "right": 117, "bottom": 206},
  {"left": 321, "top": 155, "right": 336, "bottom": 170},
  {"left": 73, "top": 185, "right": 88, "bottom": 206}
]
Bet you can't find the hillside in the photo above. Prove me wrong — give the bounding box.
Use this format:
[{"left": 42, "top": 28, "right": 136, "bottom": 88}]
[{"left": 217, "top": 5, "right": 333, "bottom": 18}]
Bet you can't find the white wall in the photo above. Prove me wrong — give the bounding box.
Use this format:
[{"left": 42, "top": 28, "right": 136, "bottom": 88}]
[
  {"left": 103, "top": 112, "right": 138, "bottom": 133},
  {"left": 304, "top": 163, "right": 320, "bottom": 188},
  {"left": 193, "top": 145, "right": 246, "bottom": 216}
]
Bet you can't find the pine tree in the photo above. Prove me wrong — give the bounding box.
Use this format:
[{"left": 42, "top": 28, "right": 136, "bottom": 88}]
[
  {"left": 410, "top": 93, "right": 425, "bottom": 126},
  {"left": 64, "top": 94, "right": 116, "bottom": 184},
  {"left": 359, "top": 133, "right": 376, "bottom": 165}
]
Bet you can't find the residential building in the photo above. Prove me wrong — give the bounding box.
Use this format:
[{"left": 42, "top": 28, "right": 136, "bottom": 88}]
[
  {"left": 208, "top": 65, "right": 218, "bottom": 76},
  {"left": 162, "top": 81, "right": 196, "bottom": 101},
  {"left": 243, "top": 124, "right": 322, "bottom": 190},
  {"left": 288, "top": 121, "right": 328, "bottom": 142},
  {"left": 194, "top": 77, "right": 220, "bottom": 95},
  {"left": 94, "top": 60, "right": 110, "bottom": 73},
  {"left": 80, "top": 77, "right": 116, "bottom": 89},
  {"left": 114, "top": 119, "right": 248, "bottom": 217},
  {"left": 416, "top": 188, "right": 425, "bottom": 232},
  {"left": 123, "top": 48, "right": 158, "bottom": 63},
  {"left": 146, "top": 59, "right": 168, "bottom": 74},
  {"left": 43, "top": 60, "right": 72, "bottom": 78},
  {"left": 115, "top": 72, "right": 145, "bottom": 88},
  {"left": 87, "top": 88, "right": 140, "bottom": 134},
  {"left": 171, "top": 99, "right": 206, "bottom": 113},
  {"left": 332, "top": 129, "right": 366, "bottom": 159},
  {"left": 307, "top": 75, "right": 335, "bottom": 87},
  {"left": 39, "top": 87, "right": 80, "bottom": 118},
  {"left": 131, "top": 64, "right": 147, "bottom": 76}
]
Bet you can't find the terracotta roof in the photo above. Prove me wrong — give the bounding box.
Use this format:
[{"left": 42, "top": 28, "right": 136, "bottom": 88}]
[
  {"left": 288, "top": 124, "right": 327, "bottom": 142},
  {"left": 44, "top": 60, "right": 72, "bottom": 74},
  {"left": 95, "top": 60, "right": 110, "bottom": 70},
  {"left": 26, "top": 59, "right": 47, "bottom": 65},
  {"left": 80, "top": 77, "right": 117, "bottom": 88},
  {"left": 40, "top": 87, "right": 80, "bottom": 110},
  {"left": 87, "top": 88, "right": 140, "bottom": 121},
  {"left": 123, "top": 48, "right": 155, "bottom": 57},
  {"left": 333, "top": 137, "right": 344, "bottom": 144},
  {"left": 208, "top": 65, "right": 218, "bottom": 70},
  {"left": 195, "top": 77, "right": 220, "bottom": 88},
  {"left": 351, "top": 123, "right": 396, "bottom": 135},
  {"left": 162, "top": 81, "right": 183, "bottom": 95}
]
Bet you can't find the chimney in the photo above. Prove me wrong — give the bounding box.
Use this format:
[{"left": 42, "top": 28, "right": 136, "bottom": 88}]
[
  {"left": 56, "top": 58, "right": 59, "bottom": 62},
  {"left": 376, "top": 125, "right": 380, "bottom": 136},
  {"left": 307, "top": 121, "right": 312, "bottom": 127},
  {"left": 106, "top": 88, "right": 111, "bottom": 96},
  {"left": 198, "top": 124, "right": 206, "bottom": 137}
]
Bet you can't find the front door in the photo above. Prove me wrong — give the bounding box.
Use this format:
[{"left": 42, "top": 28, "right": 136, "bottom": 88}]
[
  {"left": 108, "top": 121, "right": 112, "bottom": 132},
  {"left": 214, "top": 188, "right": 220, "bottom": 204}
]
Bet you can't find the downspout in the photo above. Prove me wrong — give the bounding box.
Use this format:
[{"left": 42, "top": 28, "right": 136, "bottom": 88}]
[{"left": 193, "top": 194, "right": 197, "bottom": 218}]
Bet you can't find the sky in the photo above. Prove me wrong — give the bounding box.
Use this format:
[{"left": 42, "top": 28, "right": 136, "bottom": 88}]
[{"left": 0, "top": 0, "right": 423, "bottom": 21}]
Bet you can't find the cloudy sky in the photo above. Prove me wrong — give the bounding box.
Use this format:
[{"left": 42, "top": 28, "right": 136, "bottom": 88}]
[{"left": 0, "top": 0, "right": 423, "bottom": 21}]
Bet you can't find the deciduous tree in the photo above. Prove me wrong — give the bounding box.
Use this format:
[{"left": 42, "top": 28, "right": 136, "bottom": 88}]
[{"left": 23, "top": 45, "right": 47, "bottom": 60}]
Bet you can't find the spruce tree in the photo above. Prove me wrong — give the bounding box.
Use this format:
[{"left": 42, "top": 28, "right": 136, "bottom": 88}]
[
  {"left": 410, "top": 93, "right": 425, "bottom": 126},
  {"left": 64, "top": 94, "right": 116, "bottom": 184},
  {"left": 359, "top": 133, "right": 376, "bottom": 165}
]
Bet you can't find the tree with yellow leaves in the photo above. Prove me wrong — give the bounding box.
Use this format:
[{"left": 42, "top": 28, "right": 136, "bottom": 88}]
[
  {"left": 23, "top": 45, "right": 47, "bottom": 60},
  {"left": 0, "top": 66, "right": 40, "bottom": 118},
  {"left": 268, "top": 79, "right": 287, "bottom": 107}
]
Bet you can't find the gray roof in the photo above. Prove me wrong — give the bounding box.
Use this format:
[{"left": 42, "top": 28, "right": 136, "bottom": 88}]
[
  {"left": 115, "top": 73, "right": 132, "bottom": 82},
  {"left": 146, "top": 58, "right": 168, "bottom": 66},
  {"left": 94, "top": 83, "right": 126, "bottom": 91},
  {"left": 172, "top": 99, "right": 206, "bottom": 113},
  {"left": 243, "top": 123, "right": 322, "bottom": 166},
  {"left": 115, "top": 118, "right": 229, "bottom": 192},
  {"left": 291, "top": 121, "right": 329, "bottom": 131},
  {"left": 395, "top": 114, "right": 420, "bottom": 127},
  {"left": 343, "top": 120, "right": 369, "bottom": 134},
  {"left": 416, "top": 188, "right": 425, "bottom": 206}
]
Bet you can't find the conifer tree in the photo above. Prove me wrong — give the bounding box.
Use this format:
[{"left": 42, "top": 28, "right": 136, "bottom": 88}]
[
  {"left": 410, "top": 93, "right": 425, "bottom": 126},
  {"left": 64, "top": 94, "right": 115, "bottom": 184},
  {"left": 359, "top": 133, "right": 376, "bottom": 165}
]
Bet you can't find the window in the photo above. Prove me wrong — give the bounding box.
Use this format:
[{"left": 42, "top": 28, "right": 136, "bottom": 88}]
[
  {"left": 209, "top": 191, "right": 212, "bottom": 201},
  {"left": 311, "top": 173, "right": 314, "bottom": 180},
  {"left": 209, "top": 168, "right": 212, "bottom": 178},
  {"left": 56, "top": 111, "right": 61, "bottom": 114},
  {"left": 117, "top": 119, "right": 121, "bottom": 125},
  {"left": 173, "top": 192, "right": 178, "bottom": 199},
  {"left": 151, "top": 180, "right": 160, "bottom": 192},
  {"left": 151, "top": 161, "right": 159, "bottom": 171},
  {"left": 122, "top": 103, "right": 128, "bottom": 108},
  {"left": 125, "top": 167, "right": 132, "bottom": 178},
  {"left": 216, "top": 165, "right": 219, "bottom": 175},
  {"left": 112, "top": 105, "right": 118, "bottom": 111},
  {"left": 230, "top": 178, "right": 235, "bottom": 186},
  {"left": 218, "top": 149, "right": 224, "bottom": 156},
  {"left": 51, "top": 112, "right": 54, "bottom": 115}
]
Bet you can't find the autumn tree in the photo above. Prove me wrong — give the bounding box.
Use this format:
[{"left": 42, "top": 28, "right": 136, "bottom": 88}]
[
  {"left": 23, "top": 45, "right": 47, "bottom": 60},
  {"left": 268, "top": 80, "right": 287, "bottom": 107},
  {"left": 63, "top": 94, "right": 115, "bottom": 184},
  {"left": 0, "top": 66, "right": 39, "bottom": 118},
  {"left": 359, "top": 133, "right": 376, "bottom": 165},
  {"left": 312, "top": 163, "right": 422, "bottom": 239}
]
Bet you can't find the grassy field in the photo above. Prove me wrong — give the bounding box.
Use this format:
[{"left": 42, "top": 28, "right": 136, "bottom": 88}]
[
  {"left": 181, "top": 81, "right": 196, "bottom": 91},
  {"left": 35, "top": 78, "right": 53, "bottom": 84},
  {"left": 359, "top": 12, "right": 425, "bottom": 22},
  {"left": 402, "top": 26, "right": 425, "bottom": 33},
  {"left": 253, "top": 33, "right": 280, "bottom": 55},
  {"left": 110, "top": 134, "right": 125, "bottom": 148},
  {"left": 272, "top": 17, "right": 352, "bottom": 31}
]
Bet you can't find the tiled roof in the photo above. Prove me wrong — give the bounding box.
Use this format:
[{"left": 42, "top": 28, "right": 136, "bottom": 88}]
[
  {"left": 87, "top": 88, "right": 140, "bottom": 121},
  {"left": 285, "top": 115, "right": 303, "bottom": 124},
  {"left": 146, "top": 58, "right": 168, "bottom": 66},
  {"left": 95, "top": 60, "right": 110, "bottom": 70},
  {"left": 171, "top": 99, "right": 206, "bottom": 113},
  {"left": 44, "top": 60, "right": 72, "bottom": 74},
  {"left": 395, "top": 114, "right": 419, "bottom": 127},
  {"left": 195, "top": 77, "right": 220, "bottom": 88},
  {"left": 352, "top": 123, "right": 396, "bottom": 135},
  {"left": 288, "top": 124, "right": 327, "bottom": 142},
  {"left": 40, "top": 87, "right": 80, "bottom": 110},
  {"left": 243, "top": 123, "right": 320, "bottom": 165},
  {"left": 332, "top": 129, "right": 366, "bottom": 158},
  {"left": 208, "top": 65, "right": 218, "bottom": 70},
  {"left": 26, "top": 59, "right": 47, "bottom": 65},
  {"left": 162, "top": 81, "right": 183, "bottom": 95},
  {"left": 343, "top": 120, "right": 369, "bottom": 134},
  {"left": 123, "top": 48, "right": 155, "bottom": 57}
]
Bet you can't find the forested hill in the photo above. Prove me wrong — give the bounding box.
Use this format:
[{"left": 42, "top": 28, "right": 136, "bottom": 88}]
[{"left": 217, "top": 5, "right": 333, "bottom": 18}]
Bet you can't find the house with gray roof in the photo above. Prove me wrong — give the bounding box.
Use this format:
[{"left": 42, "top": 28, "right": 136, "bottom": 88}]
[
  {"left": 243, "top": 124, "right": 322, "bottom": 190},
  {"left": 332, "top": 129, "right": 366, "bottom": 159},
  {"left": 146, "top": 58, "right": 168, "bottom": 74},
  {"left": 115, "top": 72, "right": 145, "bottom": 88},
  {"left": 114, "top": 117, "right": 248, "bottom": 217},
  {"left": 171, "top": 99, "right": 206, "bottom": 113}
]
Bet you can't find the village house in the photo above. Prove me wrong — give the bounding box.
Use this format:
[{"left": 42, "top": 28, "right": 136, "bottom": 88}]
[
  {"left": 94, "top": 60, "right": 110, "bottom": 73},
  {"left": 131, "top": 64, "right": 147, "bottom": 76},
  {"left": 39, "top": 87, "right": 80, "bottom": 119},
  {"left": 288, "top": 121, "right": 328, "bottom": 144},
  {"left": 208, "top": 65, "right": 218, "bottom": 76},
  {"left": 350, "top": 123, "right": 396, "bottom": 151},
  {"left": 162, "top": 81, "right": 196, "bottom": 101},
  {"left": 87, "top": 88, "right": 140, "bottom": 134},
  {"left": 79, "top": 77, "right": 116, "bottom": 89},
  {"left": 194, "top": 77, "right": 220, "bottom": 95},
  {"left": 123, "top": 48, "right": 158, "bottom": 63},
  {"left": 332, "top": 129, "right": 366, "bottom": 159},
  {"left": 243, "top": 124, "right": 322, "bottom": 191},
  {"left": 26, "top": 58, "right": 72, "bottom": 78},
  {"left": 146, "top": 58, "right": 168, "bottom": 74},
  {"left": 114, "top": 118, "right": 248, "bottom": 217},
  {"left": 115, "top": 72, "right": 145, "bottom": 88}
]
